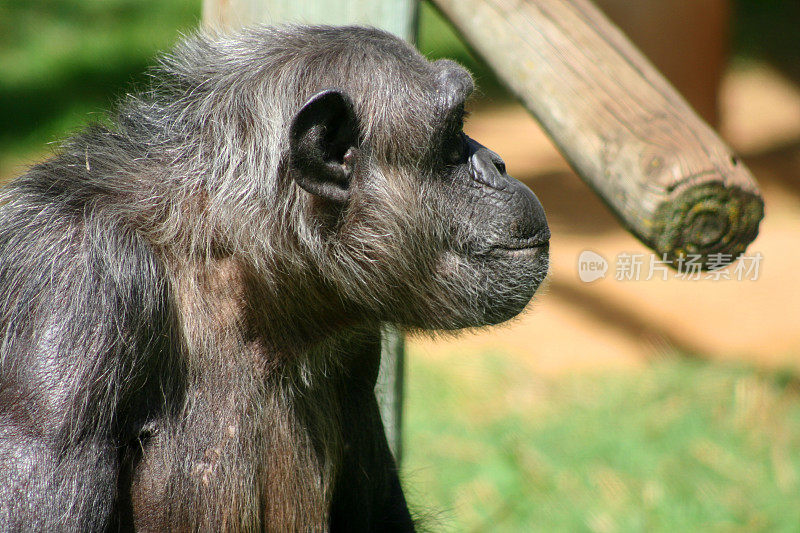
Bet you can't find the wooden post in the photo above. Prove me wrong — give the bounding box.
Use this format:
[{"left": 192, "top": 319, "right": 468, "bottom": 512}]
[
  {"left": 432, "top": 0, "right": 763, "bottom": 266},
  {"left": 202, "top": 0, "right": 416, "bottom": 463},
  {"left": 203, "top": 0, "right": 417, "bottom": 38}
]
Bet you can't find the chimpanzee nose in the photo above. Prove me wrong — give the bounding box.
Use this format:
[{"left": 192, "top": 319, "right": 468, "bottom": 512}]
[
  {"left": 475, "top": 146, "right": 506, "bottom": 174},
  {"left": 466, "top": 135, "right": 549, "bottom": 245},
  {"left": 484, "top": 149, "right": 505, "bottom": 175},
  {"left": 467, "top": 137, "right": 507, "bottom": 189}
]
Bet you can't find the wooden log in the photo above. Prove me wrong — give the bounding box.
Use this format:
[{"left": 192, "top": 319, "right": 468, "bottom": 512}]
[
  {"left": 202, "top": 0, "right": 415, "bottom": 463},
  {"left": 594, "top": 0, "right": 730, "bottom": 126},
  {"left": 431, "top": 0, "right": 763, "bottom": 266}
]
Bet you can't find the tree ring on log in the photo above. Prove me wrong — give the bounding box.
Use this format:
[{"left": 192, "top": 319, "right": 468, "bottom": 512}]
[{"left": 652, "top": 182, "right": 764, "bottom": 269}]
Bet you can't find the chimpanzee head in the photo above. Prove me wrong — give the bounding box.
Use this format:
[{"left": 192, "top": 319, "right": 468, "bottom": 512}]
[{"left": 281, "top": 28, "right": 548, "bottom": 331}]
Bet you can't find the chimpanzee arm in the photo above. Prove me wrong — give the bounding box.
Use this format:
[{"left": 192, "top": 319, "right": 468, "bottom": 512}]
[{"left": 0, "top": 190, "right": 175, "bottom": 531}]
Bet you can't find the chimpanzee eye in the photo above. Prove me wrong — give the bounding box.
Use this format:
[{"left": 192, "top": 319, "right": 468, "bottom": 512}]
[
  {"left": 440, "top": 104, "right": 469, "bottom": 166},
  {"left": 444, "top": 131, "right": 466, "bottom": 165}
]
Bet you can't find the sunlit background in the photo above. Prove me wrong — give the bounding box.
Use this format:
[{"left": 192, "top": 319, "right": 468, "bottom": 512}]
[{"left": 2, "top": 1, "right": 799, "bottom": 530}]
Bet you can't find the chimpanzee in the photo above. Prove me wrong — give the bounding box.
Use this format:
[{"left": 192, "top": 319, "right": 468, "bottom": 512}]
[{"left": 0, "top": 25, "right": 549, "bottom": 531}]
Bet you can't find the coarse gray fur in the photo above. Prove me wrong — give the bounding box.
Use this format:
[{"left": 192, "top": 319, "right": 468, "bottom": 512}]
[{"left": 0, "top": 25, "right": 548, "bottom": 531}]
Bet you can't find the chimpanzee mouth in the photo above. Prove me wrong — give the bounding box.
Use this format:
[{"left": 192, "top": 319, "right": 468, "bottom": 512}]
[
  {"left": 486, "top": 244, "right": 548, "bottom": 261},
  {"left": 487, "top": 229, "right": 550, "bottom": 255},
  {"left": 492, "top": 240, "right": 548, "bottom": 251}
]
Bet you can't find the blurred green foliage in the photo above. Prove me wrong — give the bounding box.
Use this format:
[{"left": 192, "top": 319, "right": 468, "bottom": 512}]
[
  {"left": 0, "top": 0, "right": 200, "bottom": 174},
  {"left": 733, "top": 0, "right": 800, "bottom": 80},
  {"left": 404, "top": 350, "right": 800, "bottom": 531}
]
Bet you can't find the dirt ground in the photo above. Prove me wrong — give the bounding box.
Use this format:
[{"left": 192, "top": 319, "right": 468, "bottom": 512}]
[{"left": 410, "top": 61, "right": 800, "bottom": 374}]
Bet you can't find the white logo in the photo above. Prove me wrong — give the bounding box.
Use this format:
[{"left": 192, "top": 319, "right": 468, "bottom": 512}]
[{"left": 578, "top": 250, "right": 608, "bottom": 283}]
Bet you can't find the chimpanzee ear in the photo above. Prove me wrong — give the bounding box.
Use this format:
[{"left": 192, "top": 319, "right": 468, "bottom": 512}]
[{"left": 289, "top": 89, "right": 359, "bottom": 204}]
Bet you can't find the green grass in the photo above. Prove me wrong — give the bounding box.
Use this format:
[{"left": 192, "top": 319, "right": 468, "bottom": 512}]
[{"left": 404, "top": 350, "right": 800, "bottom": 532}]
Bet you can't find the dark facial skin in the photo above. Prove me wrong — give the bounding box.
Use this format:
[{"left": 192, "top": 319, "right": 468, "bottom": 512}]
[
  {"left": 441, "top": 131, "right": 550, "bottom": 324},
  {"left": 435, "top": 61, "right": 549, "bottom": 257},
  {"left": 427, "top": 65, "right": 549, "bottom": 324}
]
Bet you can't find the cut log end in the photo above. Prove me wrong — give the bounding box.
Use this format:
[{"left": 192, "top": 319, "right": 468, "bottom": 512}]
[{"left": 652, "top": 182, "right": 764, "bottom": 269}]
